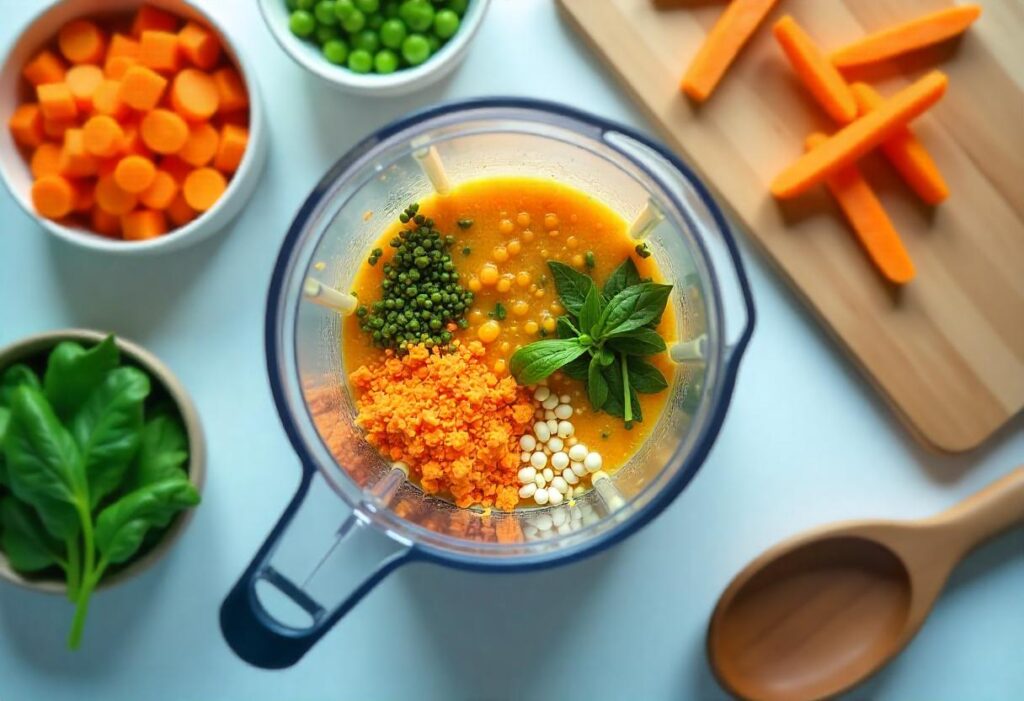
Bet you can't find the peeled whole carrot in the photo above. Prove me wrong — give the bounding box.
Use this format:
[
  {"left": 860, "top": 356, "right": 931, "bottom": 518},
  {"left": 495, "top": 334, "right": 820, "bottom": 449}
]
[
  {"left": 681, "top": 0, "right": 779, "bottom": 101},
  {"left": 851, "top": 83, "right": 948, "bottom": 205},
  {"left": 831, "top": 5, "right": 982, "bottom": 69},
  {"left": 773, "top": 16, "right": 857, "bottom": 124},
  {"left": 771, "top": 70, "right": 948, "bottom": 199},
  {"left": 805, "top": 132, "right": 915, "bottom": 284}
]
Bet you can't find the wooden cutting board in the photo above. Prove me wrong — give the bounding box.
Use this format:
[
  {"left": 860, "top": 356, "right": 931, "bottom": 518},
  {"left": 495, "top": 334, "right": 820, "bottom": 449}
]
[{"left": 558, "top": 0, "right": 1024, "bottom": 453}]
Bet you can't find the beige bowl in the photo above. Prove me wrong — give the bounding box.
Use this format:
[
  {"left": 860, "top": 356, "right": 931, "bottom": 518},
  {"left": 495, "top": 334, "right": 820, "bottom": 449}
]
[{"left": 0, "top": 329, "right": 206, "bottom": 594}]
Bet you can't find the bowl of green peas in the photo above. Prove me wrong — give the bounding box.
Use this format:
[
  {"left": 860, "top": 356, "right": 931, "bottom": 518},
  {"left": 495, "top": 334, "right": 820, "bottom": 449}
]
[{"left": 260, "top": 0, "right": 488, "bottom": 95}]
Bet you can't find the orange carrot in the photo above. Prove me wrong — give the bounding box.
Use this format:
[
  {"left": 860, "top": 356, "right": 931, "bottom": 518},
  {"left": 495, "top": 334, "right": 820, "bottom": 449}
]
[
  {"left": 43, "top": 117, "right": 77, "bottom": 140},
  {"left": 37, "top": 83, "right": 78, "bottom": 122},
  {"left": 122, "top": 209, "right": 168, "bottom": 240},
  {"left": 82, "top": 115, "right": 125, "bottom": 158},
  {"left": 114, "top": 154, "right": 157, "bottom": 193},
  {"left": 118, "top": 65, "right": 168, "bottom": 111},
  {"left": 105, "top": 56, "right": 136, "bottom": 80},
  {"left": 8, "top": 104, "right": 45, "bottom": 148},
  {"left": 95, "top": 173, "right": 138, "bottom": 215},
  {"left": 773, "top": 16, "right": 857, "bottom": 124},
  {"left": 132, "top": 5, "right": 180, "bottom": 37},
  {"left": 22, "top": 50, "right": 66, "bottom": 86},
  {"left": 805, "top": 132, "right": 915, "bottom": 284},
  {"left": 120, "top": 123, "right": 151, "bottom": 157},
  {"left": 211, "top": 66, "right": 248, "bottom": 112},
  {"left": 213, "top": 124, "right": 247, "bottom": 173},
  {"left": 681, "top": 0, "right": 779, "bottom": 101},
  {"left": 31, "top": 175, "right": 76, "bottom": 219},
  {"left": 58, "top": 19, "right": 106, "bottom": 65},
  {"left": 831, "top": 5, "right": 982, "bottom": 69},
  {"left": 771, "top": 70, "right": 948, "bottom": 199},
  {"left": 91, "top": 206, "right": 122, "bottom": 237},
  {"left": 140, "top": 108, "right": 189, "bottom": 154},
  {"left": 160, "top": 155, "right": 193, "bottom": 183},
  {"left": 851, "top": 83, "right": 948, "bottom": 205},
  {"left": 139, "top": 169, "right": 179, "bottom": 209},
  {"left": 170, "top": 69, "right": 220, "bottom": 122},
  {"left": 166, "top": 191, "right": 197, "bottom": 226},
  {"left": 178, "top": 21, "right": 221, "bottom": 70},
  {"left": 65, "top": 64, "right": 104, "bottom": 111},
  {"left": 108, "top": 33, "right": 141, "bottom": 60},
  {"left": 58, "top": 128, "right": 99, "bottom": 178},
  {"left": 139, "top": 30, "right": 181, "bottom": 73},
  {"left": 30, "top": 142, "right": 63, "bottom": 178},
  {"left": 182, "top": 167, "right": 226, "bottom": 211},
  {"left": 72, "top": 183, "right": 95, "bottom": 213},
  {"left": 179, "top": 122, "right": 219, "bottom": 167}
]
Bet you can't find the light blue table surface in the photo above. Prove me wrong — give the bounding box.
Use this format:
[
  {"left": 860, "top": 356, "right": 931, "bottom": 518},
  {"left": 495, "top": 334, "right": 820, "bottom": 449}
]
[{"left": 1, "top": 1, "right": 1021, "bottom": 699}]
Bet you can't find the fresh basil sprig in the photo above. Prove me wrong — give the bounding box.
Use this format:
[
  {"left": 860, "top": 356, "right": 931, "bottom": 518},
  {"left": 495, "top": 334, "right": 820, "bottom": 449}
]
[{"left": 510, "top": 258, "right": 673, "bottom": 426}]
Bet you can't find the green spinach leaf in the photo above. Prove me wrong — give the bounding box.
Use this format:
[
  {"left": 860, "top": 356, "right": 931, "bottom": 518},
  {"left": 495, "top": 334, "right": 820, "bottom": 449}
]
[
  {"left": 43, "top": 337, "right": 119, "bottom": 421},
  {"left": 0, "top": 496, "right": 66, "bottom": 572},
  {"left": 587, "top": 355, "right": 609, "bottom": 410},
  {"left": 0, "top": 406, "right": 9, "bottom": 486},
  {"left": 628, "top": 358, "right": 669, "bottom": 394},
  {"left": 95, "top": 478, "right": 200, "bottom": 564},
  {"left": 606, "top": 328, "right": 668, "bottom": 356},
  {"left": 547, "top": 261, "right": 594, "bottom": 315},
  {"left": 592, "top": 283, "right": 672, "bottom": 339},
  {"left": 125, "top": 414, "right": 189, "bottom": 490},
  {"left": 510, "top": 339, "right": 588, "bottom": 385},
  {"left": 578, "top": 285, "right": 603, "bottom": 335},
  {"left": 603, "top": 257, "right": 641, "bottom": 300},
  {"left": 1, "top": 364, "right": 41, "bottom": 407},
  {"left": 72, "top": 367, "right": 149, "bottom": 508},
  {"left": 3, "top": 386, "right": 86, "bottom": 540}
]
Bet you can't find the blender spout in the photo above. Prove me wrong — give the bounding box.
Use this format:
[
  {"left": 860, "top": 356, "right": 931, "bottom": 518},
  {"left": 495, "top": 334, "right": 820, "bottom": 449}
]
[
  {"left": 592, "top": 471, "right": 628, "bottom": 520},
  {"left": 671, "top": 334, "right": 708, "bottom": 364},
  {"left": 629, "top": 198, "right": 664, "bottom": 240},
  {"left": 303, "top": 278, "right": 358, "bottom": 315},
  {"left": 412, "top": 139, "right": 451, "bottom": 194}
]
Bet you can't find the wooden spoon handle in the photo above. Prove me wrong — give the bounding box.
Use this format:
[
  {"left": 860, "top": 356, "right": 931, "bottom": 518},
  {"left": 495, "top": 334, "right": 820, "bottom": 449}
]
[{"left": 931, "top": 466, "right": 1024, "bottom": 555}]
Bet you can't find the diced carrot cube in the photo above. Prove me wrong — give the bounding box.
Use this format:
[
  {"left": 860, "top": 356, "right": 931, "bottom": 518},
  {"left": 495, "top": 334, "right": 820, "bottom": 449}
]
[
  {"left": 105, "top": 55, "right": 137, "bottom": 79},
  {"left": 132, "top": 5, "right": 180, "bottom": 37},
  {"left": 37, "top": 83, "right": 78, "bottom": 121},
  {"left": 214, "top": 124, "right": 247, "bottom": 173},
  {"left": 59, "top": 128, "right": 99, "bottom": 177},
  {"left": 118, "top": 65, "right": 168, "bottom": 110},
  {"left": 92, "top": 206, "right": 122, "bottom": 237},
  {"left": 211, "top": 67, "right": 248, "bottom": 112},
  {"left": 8, "top": 104, "right": 45, "bottom": 148},
  {"left": 178, "top": 21, "right": 221, "bottom": 70},
  {"left": 30, "top": 142, "right": 63, "bottom": 178},
  {"left": 166, "top": 191, "right": 197, "bottom": 226},
  {"left": 92, "top": 79, "right": 130, "bottom": 119},
  {"left": 108, "top": 33, "right": 141, "bottom": 60},
  {"left": 139, "top": 30, "right": 180, "bottom": 72},
  {"left": 58, "top": 19, "right": 106, "bottom": 65},
  {"left": 122, "top": 209, "right": 168, "bottom": 240},
  {"left": 23, "top": 50, "right": 66, "bottom": 86}
]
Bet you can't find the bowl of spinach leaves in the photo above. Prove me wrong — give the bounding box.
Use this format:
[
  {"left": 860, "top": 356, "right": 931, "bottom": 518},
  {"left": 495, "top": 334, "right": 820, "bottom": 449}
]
[{"left": 0, "top": 329, "right": 205, "bottom": 649}]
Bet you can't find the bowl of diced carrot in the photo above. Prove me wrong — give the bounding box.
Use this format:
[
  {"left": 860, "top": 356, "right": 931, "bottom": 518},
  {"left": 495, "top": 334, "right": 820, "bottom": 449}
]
[{"left": 0, "top": 0, "right": 267, "bottom": 254}]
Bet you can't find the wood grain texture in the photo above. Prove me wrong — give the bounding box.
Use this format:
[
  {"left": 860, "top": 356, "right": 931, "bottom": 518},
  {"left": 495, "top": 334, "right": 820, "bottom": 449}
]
[{"left": 557, "top": 0, "right": 1024, "bottom": 452}]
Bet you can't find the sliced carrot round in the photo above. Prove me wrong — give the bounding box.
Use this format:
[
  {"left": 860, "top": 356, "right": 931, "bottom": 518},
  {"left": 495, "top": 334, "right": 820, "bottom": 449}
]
[
  {"left": 31, "top": 175, "right": 75, "bottom": 219},
  {"left": 170, "top": 68, "right": 220, "bottom": 122},
  {"left": 179, "top": 122, "right": 219, "bottom": 167},
  {"left": 139, "top": 170, "right": 179, "bottom": 209},
  {"left": 140, "top": 108, "right": 189, "bottom": 155},
  {"left": 91, "top": 206, "right": 122, "bottom": 237},
  {"left": 114, "top": 155, "right": 157, "bottom": 194},
  {"left": 82, "top": 115, "right": 125, "bottom": 157},
  {"left": 122, "top": 209, "right": 168, "bottom": 241},
  {"left": 166, "top": 192, "right": 197, "bottom": 227},
  {"left": 30, "top": 143, "right": 63, "bottom": 178},
  {"left": 58, "top": 19, "right": 106, "bottom": 65},
  {"left": 183, "top": 167, "right": 226, "bottom": 211},
  {"left": 65, "top": 64, "right": 104, "bottom": 110},
  {"left": 95, "top": 173, "right": 139, "bottom": 215}
]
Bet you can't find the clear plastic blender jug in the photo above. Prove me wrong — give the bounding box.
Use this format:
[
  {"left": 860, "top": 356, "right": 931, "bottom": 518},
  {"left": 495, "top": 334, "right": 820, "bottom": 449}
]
[{"left": 220, "top": 98, "right": 755, "bottom": 669}]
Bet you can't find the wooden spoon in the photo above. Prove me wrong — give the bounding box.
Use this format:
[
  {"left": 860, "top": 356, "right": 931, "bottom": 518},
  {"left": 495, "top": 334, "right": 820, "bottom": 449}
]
[{"left": 707, "top": 466, "right": 1024, "bottom": 701}]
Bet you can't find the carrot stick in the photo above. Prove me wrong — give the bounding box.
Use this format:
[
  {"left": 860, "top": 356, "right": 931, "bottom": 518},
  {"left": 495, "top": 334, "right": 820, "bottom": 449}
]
[
  {"left": 851, "top": 82, "right": 948, "bottom": 205},
  {"left": 680, "top": 0, "right": 779, "bottom": 101},
  {"left": 773, "top": 16, "right": 857, "bottom": 124},
  {"left": 806, "top": 132, "right": 915, "bottom": 284},
  {"left": 831, "top": 5, "right": 982, "bottom": 69},
  {"left": 771, "top": 70, "right": 948, "bottom": 199}
]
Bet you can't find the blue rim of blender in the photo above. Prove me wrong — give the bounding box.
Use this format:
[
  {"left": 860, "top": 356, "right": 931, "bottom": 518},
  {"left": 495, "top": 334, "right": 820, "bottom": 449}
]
[{"left": 264, "top": 97, "right": 756, "bottom": 572}]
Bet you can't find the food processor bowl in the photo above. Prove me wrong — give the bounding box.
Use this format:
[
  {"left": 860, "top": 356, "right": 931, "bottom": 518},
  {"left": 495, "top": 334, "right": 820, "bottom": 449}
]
[{"left": 221, "top": 98, "right": 755, "bottom": 669}]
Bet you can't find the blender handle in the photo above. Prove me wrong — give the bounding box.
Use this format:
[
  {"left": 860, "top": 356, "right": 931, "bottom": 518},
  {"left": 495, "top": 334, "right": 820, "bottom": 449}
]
[{"left": 220, "top": 469, "right": 415, "bottom": 669}]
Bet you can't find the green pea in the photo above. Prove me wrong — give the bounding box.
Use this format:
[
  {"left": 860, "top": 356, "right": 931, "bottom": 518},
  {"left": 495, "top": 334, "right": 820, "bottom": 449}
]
[
  {"left": 374, "top": 49, "right": 399, "bottom": 73},
  {"left": 380, "top": 18, "right": 407, "bottom": 48},
  {"left": 286, "top": 0, "right": 300, "bottom": 10},
  {"left": 433, "top": 8, "right": 459, "bottom": 38},
  {"left": 399, "top": 0, "right": 434, "bottom": 32},
  {"left": 426, "top": 33, "right": 440, "bottom": 53},
  {"left": 447, "top": 0, "right": 468, "bottom": 15},
  {"left": 289, "top": 10, "right": 317, "bottom": 37},
  {"left": 348, "top": 48, "right": 373, "bottom": 72},
  {"left": 341, "top": 8, "right": 366, "bottom": 32},
  {"left": 314, "top": 0, "right": 338, "bottom": 25},
  {"left": 355, "top": 0, "right": 380, "bottom": 12},
  {"left": 367, "top": 13, "right": 384, "bottom": 30},
  {"left": 334, "top": 0, "right": 355, "bottom": 20},
  {"left": 383, "top": 0, "right": 401, "bottom": 17},
  {"left": 351, "top": 29, "right": 378, "bottom": 52},
  {"left": 316, "top": 24, "right": 340, "bottom": 43},
  {"left": 323, "top": 38, "right": 349, "bottom": 64},
  {"left": 402, "top": 33, "right": 430, "bottom": 64},
  {"left": 295, "top": 0, "right": 316, "bottom": 9}
]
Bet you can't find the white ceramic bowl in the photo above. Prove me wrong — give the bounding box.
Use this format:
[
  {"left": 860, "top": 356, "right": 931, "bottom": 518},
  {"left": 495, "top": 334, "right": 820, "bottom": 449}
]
[
  {"left": 258, "top": 0, "right": 490, "bottom": 96},
  {"left": 0, "top": 0, "right": 268, "bottom": 255}
]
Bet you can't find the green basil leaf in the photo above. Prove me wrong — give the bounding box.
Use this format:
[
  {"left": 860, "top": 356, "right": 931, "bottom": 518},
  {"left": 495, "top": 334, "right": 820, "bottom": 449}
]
[
  {"left": 561, "top": 354, "right": 590, "bottom": 380},
  {"left": 3, "top": 386, "right": 86, "bottom": 540},
  {"left": 510, "top": 339, "right": 588, "bottom": 385},
  {"left": 578, "top": 285, "right": 603, "bottom": 335},
  {"left": 1, "top": 364, "right": 41, "bottom": 407},
  {"left": 593, "top": 283, "right": 673, "bottom": 339},
  {"left": 587, "top": 355, "right": 609, "bottom": 410},
  {"left": 72, "top": 366, "right": 150, "bottom": 507},
  {"left": 547, "top": 261, "right": 594, "bottom": 315},
  {"left": 556, "top": 315, "right": 580, "bottom": 340},
  {"left": 0, "top": 496, "right": 65, "bottom": 572},
  {"left": 95, "top": 478, "right": 200, "bottom": 564},
  {"left": 125, "top": 415, "right": 189, "bottom": 491},
  {"left": 628, "top": 358, "right": 669, "bottom": 394},
  {"left": 600, "top": 356, "right": 625, "bottom": 419},
  {"left": 607, "top": 328, "right": 668, "bottom": 356},
  {"left": 43, "top": 336, "right": 119, "bottom": 421},
  {"left": 0, "top": 406, "right": 9, "bottom": 486},
  {"left": 603, "top": 258, "right": 642, "bottom": 300}
]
